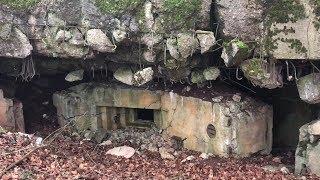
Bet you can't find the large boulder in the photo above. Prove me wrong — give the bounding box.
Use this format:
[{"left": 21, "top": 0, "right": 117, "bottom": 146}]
[
  {"left": 114, "top": 67, "right": 154, "bottom": 86},
  {"left": 86, "top": 29, "right": 115, "bottom": 53},
  {"left": 214, "top": 0, "right": 265, "bottom": 41},
  {"left": 0, "top": 26, "right": 32, "bottom": 58},
  {"left": 215, "top": 0, "right": 320, "bottom": 60},
  {"left": 295, "top": 120, "right": 320, "bottom": 176},
  {"left": 297, "top": 73, "right": 320, "bottom": 104},
  {"left": 264, "top": 0, "right": 320, "bottom": 60}
]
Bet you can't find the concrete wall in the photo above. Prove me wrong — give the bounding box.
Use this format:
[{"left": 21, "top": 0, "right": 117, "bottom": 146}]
[{"left": 53, "top": 83, "right": 273, "bottom": 157}]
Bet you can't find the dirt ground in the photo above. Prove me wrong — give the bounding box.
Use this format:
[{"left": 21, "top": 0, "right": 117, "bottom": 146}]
[{"left": 0, "top": 130, "right": 319, "bottom": 180}]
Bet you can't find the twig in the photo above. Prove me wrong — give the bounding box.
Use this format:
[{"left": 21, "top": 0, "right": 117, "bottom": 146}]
[{"left": 0, "top": 145, "right": 45, "bottom": 177}]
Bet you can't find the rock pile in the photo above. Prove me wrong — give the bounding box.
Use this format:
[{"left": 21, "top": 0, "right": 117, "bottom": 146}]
[{"left": 295, "top": 120, "right": 320, "bottom": 176}]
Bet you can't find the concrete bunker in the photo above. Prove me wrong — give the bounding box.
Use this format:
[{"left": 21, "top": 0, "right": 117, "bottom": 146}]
[{"left": 53, "top": 83, "right": 273, "bottom": 157}]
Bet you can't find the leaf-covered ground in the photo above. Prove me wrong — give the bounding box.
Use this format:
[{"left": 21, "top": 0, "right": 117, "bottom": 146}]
[{"left": 0, "top": 131, "right": 319, "bottom": 180}]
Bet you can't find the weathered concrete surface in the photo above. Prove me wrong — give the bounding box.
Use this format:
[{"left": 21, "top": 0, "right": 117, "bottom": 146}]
[
  {"left": 297, "top": 73, "right": 320, "bottom": 104},
  {"left": 0, "top": 89, "right": 24, "bottom": 132},
  {"left": 53, "top": 83, "right": 273, "bottom": 157},
  {"left": 215, "top": 0, "right": 320, "bottom": 60},
  {"left": 295, "top": 120, "right": 320, "bottom": 176},
  {"left": 265, "top": 0, "right": 320, "bottom": 60}
]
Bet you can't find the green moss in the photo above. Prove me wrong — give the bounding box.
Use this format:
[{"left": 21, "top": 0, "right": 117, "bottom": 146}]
[
  {"left": 0, "top": 0, "right": 39, "bottom": 9},
  {"left": 264, "top": 0, "right": 307, "bottom": 53},
  {"left": 311, "top": 0, "right": 320, "bottom": 30},
  {"left": 281, "top": 38, "right": 307, "bottom": 54},
  {"left": 223, "top": 39, "right": 250, "bottom": 51},
  {"left": 96, "top": 0, "right": 144, "bottom": 15},
  {"left": 233, "top": 39, "right": 249, "bottom": 49},
  {"left": 267, "top": 0, "right": 306, "bottom": 25},
  {"left": 243, "top": 58, "right": 264, "bottom": 78},
  {"left": 161, "top": 0, "right": 201, "bottom": 31}
]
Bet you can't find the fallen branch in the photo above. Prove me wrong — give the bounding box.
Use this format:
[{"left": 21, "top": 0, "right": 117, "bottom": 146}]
[{"left": 0, "top": 145, "right": 45, "bottom": 177}]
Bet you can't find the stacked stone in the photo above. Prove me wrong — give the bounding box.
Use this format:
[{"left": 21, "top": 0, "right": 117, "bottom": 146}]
[
  {"left": 295, "top": 120, "right": 320, "bottom": 176},
  {"left": 0, "top": 89, "right": 25, "bottom": 132}
]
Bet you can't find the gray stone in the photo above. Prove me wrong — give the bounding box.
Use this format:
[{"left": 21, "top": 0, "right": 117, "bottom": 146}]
[
  {"left": 232, "top": 94, "right": 242, "bottom": 102},
  {"left": 265, "top": 0, "right": 320, "bottom": 60},
  {"left": 295, "top": 120, "right": 320, "bottom": 176},
  {"left": 159, "top": 147, "right": 175, "bottom": 160},
  {"left": 241, "top": 58, "right": 283, "bottom": 89},
  {"left": 262, "top": 165, "right": 280, "bottom": 173},
  {"left": 0, "top": 28, "right": 32, "bottom": 58},
  {"left": 181, "top": 155, "right": 195, "bottom": 163},
  {"left": 203, "top": 67, "right": 220, "bottom": 81},
  {"left": 199, "top": 153, "right": 210, "bottom": 159},
  {"left": 86, "top": 29, "right": 115, "bottom": 53},
  {"left": 0, "top": 23, "right": 12, "bottom": 40},
  {"left": 99, "top": 140, "right": 112, "bottom": 146},
  {"left": 196, "top": 30, "right": 216, "bottom": 54},
  {"left": 177, "top": 33, "right": 199, "bottom": 59},
  {"left": 55, "top": 30, "right": 72, "bottom": 42},
  {"left": 221, "top": 40, "right": 250, "bottom": 67},
  {"left": 297, "top": 73, "right": 320, "bottom": 104},
  {"left": 143, "top": 50, "right": 156, "bottom": 63},
  {"left": 141, "top": 33, "right": 163, "bottom": 49},
  {"left": 212, "top": 96, "right": 223, "bottom": 103},
  {"left": 166, "top": 38, "right": 180, "bottom": 60},
  {"left": 65, "top": 69, "right": 84, "bottom": 82},
  {"left": 112, "top": 29, "right": 126, "bottom": 43},
  {"left": 114, "top": 67, "right": 134, "bottom": 86},
  {"left": 191, "top": 70, "right": 206, "bottom": 84},
  {"left": 308, "top": 121, "right": 320, "bottom": 135},
  {"left": 69, "top": 29, "right": 85, "bottom": 46},
  {"left": 106, "top": 146, "right": 135, "bottom": 159},
  {"left": 214, "top": 0, "right": 264, "bottom": 41},
  {"left": 133, "top": 67, "right": 154, "bottom": 86}
]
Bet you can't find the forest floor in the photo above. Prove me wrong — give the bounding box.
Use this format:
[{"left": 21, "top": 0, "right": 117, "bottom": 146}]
[{"left": 0, "top": 127, "right": 319, "bottom": 180}]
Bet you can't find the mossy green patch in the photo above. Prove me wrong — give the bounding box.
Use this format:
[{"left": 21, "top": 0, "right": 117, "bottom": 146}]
[
  {"left": 264, "top": 0, "right": 307, "bottom": 54},
  {"left": 311, "top": 0, "right": 320, "bottom": 30},
  {"left": 267, "top": 0, "right": 306, "bottom": 25},
  {"left": 223, "top": 39, "right": 250, "bottom": 52},
  {"left": 161, "top": 0, "right": 201, "bottom": 32},
  {"left": 282, "top": 38, "right": 307, "bottom": 54},
  {"left": 95, "top": 0, "right": 144, "bottom": 15},
  {"left": 242, "top": 58, "right": 265, "bottom": 78},
  {"left": 234, "top": 39, "right": 249, "bottom": 49},
  {"left": 0, "top": 0, "right": 39, "bottom": 10}
]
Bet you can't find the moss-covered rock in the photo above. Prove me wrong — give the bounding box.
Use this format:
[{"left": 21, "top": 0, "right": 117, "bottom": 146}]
[
  {"left": 263, "top": 0, "right": 320, "bottom": 59},
  {"left": 161, "top": 0, "right": 201, "bottom": 31},
  {"left": 297, "top": 73, "right": 320, "bottom": 104},
  {"left": 241, "top": 58, "right": 283, "bottom": 89},
  {"left": 221, "top": 39, "right": 251, "bottom": 67}
]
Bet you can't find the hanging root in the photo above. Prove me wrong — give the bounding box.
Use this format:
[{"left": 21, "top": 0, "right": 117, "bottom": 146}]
[
  {"left": 18, "top": 56, "right": 36, "bottom": 82},
  {"left": 236, "top": 68, "right": 243, "bottom": 80}
]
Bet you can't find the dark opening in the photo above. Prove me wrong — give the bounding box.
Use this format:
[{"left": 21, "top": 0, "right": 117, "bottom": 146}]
[
  {"left": 207, "top": 124, "right": 216, "bottom": 138},
  {"left": 136, "top": 109, "right": 154, "bottom": 122}
]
